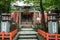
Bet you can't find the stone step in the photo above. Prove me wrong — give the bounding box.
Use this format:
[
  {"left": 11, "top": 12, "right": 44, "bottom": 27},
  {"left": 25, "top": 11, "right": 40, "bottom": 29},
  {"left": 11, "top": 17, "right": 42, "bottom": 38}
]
[
  {"left": 17, "top": 27, "right": 38, "bottom": 40},
  {"left": 20, "top": 24, "right": 32, "bottom": 28},
  {"left": 21, "top": 28, "right": 34, "bottom": 31},
  {"left": 19, "top": 34, "right": 37, "bottom": 36},
  {"left": 18, "top": 31, "right": 37, "bottom": 34},
  {"left": 18, "top": 39, "right": 38, "bottom": 40},
  {"left": 19, "top": 31, "right": 36, "bottom": 32},
  {"left": 22, "top": 22, "right": 32, "bottom": 24},
  {"left": 19, "top": 35, "right": 37, "bottom": 38}
]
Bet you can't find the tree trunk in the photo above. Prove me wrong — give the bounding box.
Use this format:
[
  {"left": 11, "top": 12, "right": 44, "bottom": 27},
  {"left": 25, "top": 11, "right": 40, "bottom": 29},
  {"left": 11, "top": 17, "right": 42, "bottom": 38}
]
[{"left": 40, "top": 0, "right": 46, "bottom": 31}]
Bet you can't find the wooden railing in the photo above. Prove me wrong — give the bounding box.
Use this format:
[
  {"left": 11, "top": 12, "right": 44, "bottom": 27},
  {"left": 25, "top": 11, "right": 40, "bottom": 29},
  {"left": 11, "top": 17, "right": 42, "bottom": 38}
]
[
  {"left": 38, "top": 29, "right": 60, "bottom": 40},
  {"left": 0, "top": 29, "right": 18, "bottom": 40}
]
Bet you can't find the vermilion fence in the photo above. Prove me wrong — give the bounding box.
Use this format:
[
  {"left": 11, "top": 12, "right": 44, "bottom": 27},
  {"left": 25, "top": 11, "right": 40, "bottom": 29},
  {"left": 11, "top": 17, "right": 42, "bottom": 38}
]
[
  {"left": 0, "top": 29, "right": 18, "bottom": 40},
  {"left": 38, "top": 29, "right": 60, "bottom": 40}
]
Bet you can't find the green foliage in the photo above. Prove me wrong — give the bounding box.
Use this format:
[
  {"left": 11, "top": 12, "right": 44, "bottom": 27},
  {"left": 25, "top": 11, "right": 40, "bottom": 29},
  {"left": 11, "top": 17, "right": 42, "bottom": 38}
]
[
  {"left": 43, "top": 0, "right": 60, "bottom": 11},
  {"left": 24, "top": 0, "right": 60, "bottom": 11},
  {"left": 0, "top": 0, "right": 11, "bottom": 13},
  {"left": 0, "top": 0, "right": 16, "bottom": 13},
  {"left": 0, "top": 0, "right": 60, "bottom": 13}
]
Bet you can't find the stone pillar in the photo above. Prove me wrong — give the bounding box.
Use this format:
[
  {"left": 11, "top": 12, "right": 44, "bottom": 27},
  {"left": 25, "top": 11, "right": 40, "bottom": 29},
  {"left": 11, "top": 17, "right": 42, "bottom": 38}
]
[
  {"left": 48, "top": 13, "right": 58, "bottom": 34},
  {"left": 1, "top": 13, "right": 10, "bottom": 32},
  {"left": 18, "top": 8, "right": 21, "bottom": 28},
  {"left": 33, "top": 8, "right": 36, "bottom": 25},
  {"left": 39, "top": 12, "right": 40, "bottom": 23}
]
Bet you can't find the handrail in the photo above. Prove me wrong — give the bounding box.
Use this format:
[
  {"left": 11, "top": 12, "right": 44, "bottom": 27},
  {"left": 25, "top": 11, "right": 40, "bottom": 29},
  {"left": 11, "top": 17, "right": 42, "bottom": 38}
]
[
  {"left": 38, "top": 29, "right": 60, "bottom": 40},
  {"left": 0, "top": 29, "right": 18, "bottom": 40}
]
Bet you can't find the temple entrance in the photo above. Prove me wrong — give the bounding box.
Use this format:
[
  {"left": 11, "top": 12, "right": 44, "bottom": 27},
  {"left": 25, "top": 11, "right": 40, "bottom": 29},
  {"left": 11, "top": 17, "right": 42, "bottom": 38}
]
[{"left": 21, "top": 12, "right": 33, "bottom": 24}]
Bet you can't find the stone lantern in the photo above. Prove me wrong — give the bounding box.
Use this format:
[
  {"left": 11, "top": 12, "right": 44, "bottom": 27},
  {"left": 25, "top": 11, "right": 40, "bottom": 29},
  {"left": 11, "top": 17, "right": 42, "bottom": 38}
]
[
  {"left": 1, "top": 13, "right": 11, "bottom": 32},
  {"left": 48, "top": 12, "right": 58, "bottom": 34}
]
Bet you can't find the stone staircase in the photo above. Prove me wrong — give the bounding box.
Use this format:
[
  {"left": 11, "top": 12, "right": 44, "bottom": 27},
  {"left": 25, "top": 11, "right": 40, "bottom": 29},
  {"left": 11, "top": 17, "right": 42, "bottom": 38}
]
[{"left": 17, "top": 27, "right": 38, "bottom": 40}]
